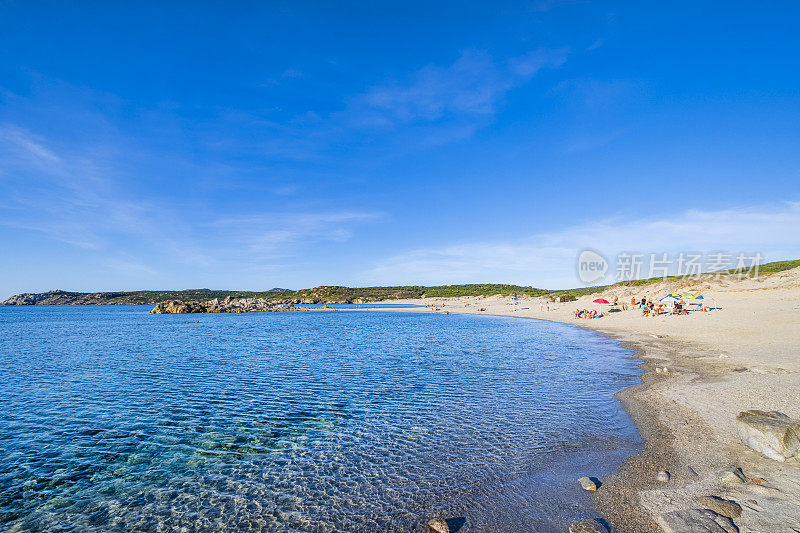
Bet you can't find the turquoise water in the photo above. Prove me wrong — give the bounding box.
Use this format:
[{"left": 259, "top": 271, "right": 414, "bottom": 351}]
[{"left": 0, "top": 306, "right": 641, "bottom": 532}]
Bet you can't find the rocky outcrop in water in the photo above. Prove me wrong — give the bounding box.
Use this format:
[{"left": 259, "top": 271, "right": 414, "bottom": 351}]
[{"left": 150, "top": 297, "right": 301, "bottom": 314}]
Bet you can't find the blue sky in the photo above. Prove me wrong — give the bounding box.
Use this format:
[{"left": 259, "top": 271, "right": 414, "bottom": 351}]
[{"left": 1, "top": 1, "right": 799, "bottom": 297}]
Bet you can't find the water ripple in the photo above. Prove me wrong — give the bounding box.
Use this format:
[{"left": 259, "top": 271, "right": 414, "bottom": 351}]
[{"left": 0, "top": 306, "right": 641, "bottom": 532}]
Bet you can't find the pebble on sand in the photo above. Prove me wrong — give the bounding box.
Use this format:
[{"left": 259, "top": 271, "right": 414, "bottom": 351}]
[
  {"left": 656, "top": 470, "right": 670, "bottom": 483},
  {"left": 569, "top": 518, "right": 609, "bottom": 533},
  {"left": 717, "top": 467, "right": 747, "bottom": 484},
  {"left": 578, "top": 476, "right": 597, "bottom": 491}
]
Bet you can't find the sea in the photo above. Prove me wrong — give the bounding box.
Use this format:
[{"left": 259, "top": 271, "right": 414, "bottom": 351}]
[{"left": 0, "top": 305, "right": 642, "bottom": 532}]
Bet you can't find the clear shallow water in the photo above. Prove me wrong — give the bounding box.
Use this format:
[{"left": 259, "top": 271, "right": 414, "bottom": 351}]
[{"left": 0, "top": 306, "right": 641, "bottom": 532}]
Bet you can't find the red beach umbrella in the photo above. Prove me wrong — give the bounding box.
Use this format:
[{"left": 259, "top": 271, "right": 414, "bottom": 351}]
[{"left": 592, "top": 298, "right": 610, "bottom": 304}]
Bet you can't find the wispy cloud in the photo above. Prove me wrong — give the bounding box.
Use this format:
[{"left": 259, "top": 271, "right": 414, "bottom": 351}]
[
  {"left": 0, "top": 123, "right": 62, "bottom": 166},
  {"left": 166, "top": 47, "right": 568, "bottom": 163},
  {"left": 210, "top": 211, "right": 383, "bottom": 255},
  {"left": 362, "top": 202, "right": 800, "bottom": 288},
  {"left": 0, "top": 118, "right": 384, "bottom": 288},
  {"left": 351, "top": 48, "right": 566, "bottom": 127}
]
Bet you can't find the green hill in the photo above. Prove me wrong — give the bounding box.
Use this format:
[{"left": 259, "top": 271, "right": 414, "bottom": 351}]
[{"left": 3, "top": 259, "right": 798, "bottom": 305}]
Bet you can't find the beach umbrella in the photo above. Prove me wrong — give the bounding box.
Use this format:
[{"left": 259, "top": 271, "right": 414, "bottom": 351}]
[
  {"left": 659, "top": 295, "right": 679, "bottom": 302},
  {"left": 687, "top": 295, "right": 717, "bottom": 309},
  {"left": 681, "top": 293, "right": 696, "bottom": 299},
  {"left": 591, "top": 298, "right": 609, "bottom": 316}
]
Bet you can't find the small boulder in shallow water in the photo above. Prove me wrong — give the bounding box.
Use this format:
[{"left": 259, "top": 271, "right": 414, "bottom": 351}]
[
  {"left": 736, "top": 410, "right": 800, "bottom": 461},
  {"left": 569, "top": 518, "right": 609, "bottom": 533},
  {"left": 578, "top": 476, "right": 597, "bottom": 491},
  {"left": 427, "top": 518, "right": 449, "bottom": 533},
  {"left": 656, "top": 509, "right": 738, "bottom": 533}
]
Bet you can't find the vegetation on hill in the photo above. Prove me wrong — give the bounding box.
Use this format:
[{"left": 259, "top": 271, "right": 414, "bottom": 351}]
[
  {"left": 725, "top": 258, "right": 800, "bottom": 277},
  {"left": 98, "top": 289, "right": 283, "bottom": 304},
  {"left": 3, "top": 259, "right": 797, "bottom": 305},
  {"left": 257, "top": 284, "right": 551, "bottom": 302}
]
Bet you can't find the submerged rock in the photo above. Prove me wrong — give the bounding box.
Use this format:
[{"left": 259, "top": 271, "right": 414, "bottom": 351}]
[
  {"left": 578, "top": 476, "right": 597, "bottom": 491},
  {"left": 569, "top": 518, "right": 609, "bottom": 532},
  {"left": 427, "top": 518, "right": 449, "bottom": 533},
  {"left": 736, "top": 410, "right": 800, "bottom": 461},
  {"left": 656, "top": 509, "right": 738, "bottom": 533},
  {"left": 698, "top": 496, "right": 742, "bottom": 519}
]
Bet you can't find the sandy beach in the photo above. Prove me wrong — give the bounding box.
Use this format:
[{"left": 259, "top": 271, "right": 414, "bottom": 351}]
[{"left": 389, "top": 268, "right": 800, "bottom": 532}]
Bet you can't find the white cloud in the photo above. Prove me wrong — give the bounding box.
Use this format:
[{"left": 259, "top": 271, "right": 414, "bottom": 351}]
[{"left": 361, "top": 202, "right": 800, "bottom": 288}]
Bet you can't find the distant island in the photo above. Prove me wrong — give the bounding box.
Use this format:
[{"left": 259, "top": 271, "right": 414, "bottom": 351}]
[{"left": 3, "top": 259, "right": 799, "bottom": 307}]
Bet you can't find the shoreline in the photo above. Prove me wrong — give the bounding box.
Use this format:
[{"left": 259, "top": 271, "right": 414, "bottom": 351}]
[
  {"left": 381, "top": 306, "right": 670, "bottom": 531},
  {"left": 383, "top": 275, "right": 800, "bottom": 531}
]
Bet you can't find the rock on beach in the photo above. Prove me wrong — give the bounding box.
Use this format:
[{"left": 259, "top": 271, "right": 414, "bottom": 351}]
[
  {"left": 736, "top": 410, "right": 800, "bottom": 461},
  {"left": 656, "top": 509, "right": 738, "bottom": 533},
  {"left": 698, "top": 496, "right": 742, "bottom": 519}
]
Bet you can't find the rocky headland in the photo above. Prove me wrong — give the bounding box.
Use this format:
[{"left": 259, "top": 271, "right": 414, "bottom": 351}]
[
  {"left": 0, "top": 289, "right": 298, "bottom": 306},
  {"left": 2, "top": 290, "right": 119, "bottom": 305}
]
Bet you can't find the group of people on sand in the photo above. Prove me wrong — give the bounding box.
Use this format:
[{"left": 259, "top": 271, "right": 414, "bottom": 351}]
[
  {"left": 574, "top": 294, "right": 698, "bottom": 320},
  {"left": 631, "top": 296, "right": 690, "bottom": 317},
  {"left": 574, "top": 308, "right": 599, "bottom": 319}
]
